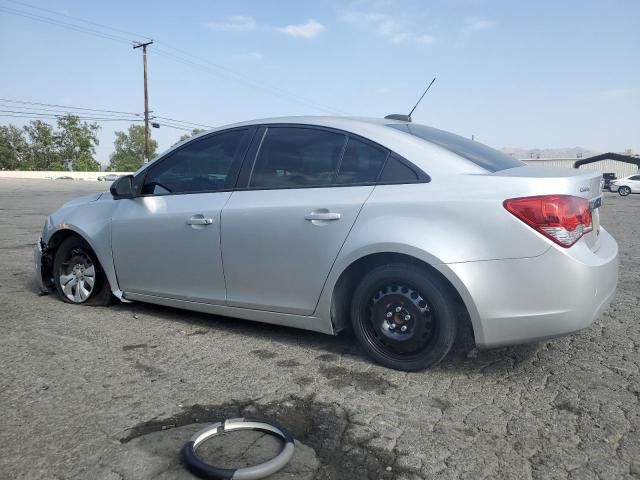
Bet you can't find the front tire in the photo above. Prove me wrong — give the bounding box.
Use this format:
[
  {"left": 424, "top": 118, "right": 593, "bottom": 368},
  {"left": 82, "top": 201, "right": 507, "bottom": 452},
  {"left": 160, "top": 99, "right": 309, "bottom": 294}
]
[
  {"left": 618, "top": 186, "right": 631, "bottom": 197},
  {"left": 53, "top": 236, "right": 108, "bottom": 305},
  {"left": 350, "top": 264, "right": 457, "bottom": 371}
]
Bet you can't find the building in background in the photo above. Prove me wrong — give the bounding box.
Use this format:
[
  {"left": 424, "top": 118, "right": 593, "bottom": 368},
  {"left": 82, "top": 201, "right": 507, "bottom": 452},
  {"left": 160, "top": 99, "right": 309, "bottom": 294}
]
[
  {"left": 573, "top": 153, "right": 640, "bottom": 178},
  {"left": 521, "top": 152, "right": 640, "bottom": 178}
]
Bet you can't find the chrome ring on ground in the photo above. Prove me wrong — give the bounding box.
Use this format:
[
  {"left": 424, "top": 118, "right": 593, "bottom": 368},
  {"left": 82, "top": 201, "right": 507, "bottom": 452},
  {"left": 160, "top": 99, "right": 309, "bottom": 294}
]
[{"left": 181, "top": 417, "right": 295, "bottom": 480}]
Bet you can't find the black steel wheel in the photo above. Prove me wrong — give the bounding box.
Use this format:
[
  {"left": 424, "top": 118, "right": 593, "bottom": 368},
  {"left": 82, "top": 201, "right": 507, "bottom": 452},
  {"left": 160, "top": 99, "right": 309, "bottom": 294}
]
[
  {"left": 351, "top": 263, "right": 457, "bottom": 371},
  {"left": 618, "top": 186, "right": 631, "bottom": 197},
  {"left": 53, "top": 236, "right": 109, "bottom": 305}
]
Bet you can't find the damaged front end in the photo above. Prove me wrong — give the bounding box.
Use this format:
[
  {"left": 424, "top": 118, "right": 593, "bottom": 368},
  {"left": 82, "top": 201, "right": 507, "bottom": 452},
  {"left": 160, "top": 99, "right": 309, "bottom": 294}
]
[{"left": 34, "top": 237, "right": 54, "bottom": 294}]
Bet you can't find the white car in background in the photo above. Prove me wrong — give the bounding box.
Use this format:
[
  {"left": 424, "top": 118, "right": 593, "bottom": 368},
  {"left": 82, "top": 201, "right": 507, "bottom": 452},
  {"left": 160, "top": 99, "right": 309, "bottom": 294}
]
[
  {"left": 610, "top": 174, "right": 640, "bottom": 196},
  {"left": 97, "top": 174, "right": 120, "bottom": 182}
]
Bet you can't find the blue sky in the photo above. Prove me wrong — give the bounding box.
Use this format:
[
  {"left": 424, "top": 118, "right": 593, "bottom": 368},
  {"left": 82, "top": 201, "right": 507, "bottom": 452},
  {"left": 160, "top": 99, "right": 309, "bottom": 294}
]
[{"left": 1, "top": 0, "right": 638, "bottom": 163}]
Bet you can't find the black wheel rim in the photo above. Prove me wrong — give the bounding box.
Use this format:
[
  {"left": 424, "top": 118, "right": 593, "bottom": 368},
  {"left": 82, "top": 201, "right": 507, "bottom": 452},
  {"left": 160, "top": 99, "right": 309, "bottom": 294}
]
[{"left": 360, "top": 282, "right": 438, "bottom": 361}]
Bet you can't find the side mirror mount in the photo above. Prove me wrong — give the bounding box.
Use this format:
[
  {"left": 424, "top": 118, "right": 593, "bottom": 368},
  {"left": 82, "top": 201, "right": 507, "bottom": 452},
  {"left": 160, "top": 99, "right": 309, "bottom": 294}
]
[{"left": 110, "top": 175, "right": 135, "bottom": 199}]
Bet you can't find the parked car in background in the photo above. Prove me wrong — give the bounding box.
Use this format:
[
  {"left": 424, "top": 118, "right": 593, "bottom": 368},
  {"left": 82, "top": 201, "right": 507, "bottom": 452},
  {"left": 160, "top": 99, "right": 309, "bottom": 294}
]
[
  {"left": 610, "top": 174, "right": 640, "bottom": 196},
  {"left": 97, "top": 174, "right": 120, "bottom": 182},
  {"left": 34, "top": 116, "right": 618, "bottom": 371}
]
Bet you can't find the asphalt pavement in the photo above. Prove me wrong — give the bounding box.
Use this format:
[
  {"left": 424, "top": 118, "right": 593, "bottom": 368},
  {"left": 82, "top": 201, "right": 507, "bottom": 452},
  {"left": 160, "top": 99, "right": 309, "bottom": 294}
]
[{"left": 0, "top": 178, "right": 638, "bottom": 480}]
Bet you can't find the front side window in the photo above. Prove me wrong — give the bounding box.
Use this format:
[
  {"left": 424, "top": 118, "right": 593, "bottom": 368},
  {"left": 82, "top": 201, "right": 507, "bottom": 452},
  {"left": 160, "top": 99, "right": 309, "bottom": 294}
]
[
  {"left": 629, "top": 175, "right": 640, "bottom": 181},
  {"left": 249, "top": 127, "right": 346, "bottom": 188},
  {"left": 142, "top": 130, "right": 246, "bottom": 195},
  {"left": 336, "top": 138, "right": 388, "bottom": 184}
]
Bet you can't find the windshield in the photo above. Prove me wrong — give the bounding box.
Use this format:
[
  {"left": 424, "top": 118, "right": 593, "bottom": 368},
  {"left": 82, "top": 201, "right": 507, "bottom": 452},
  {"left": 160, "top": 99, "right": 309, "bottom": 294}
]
[{"left": 388, "top": 123, "right": 524, "bottom": 172}]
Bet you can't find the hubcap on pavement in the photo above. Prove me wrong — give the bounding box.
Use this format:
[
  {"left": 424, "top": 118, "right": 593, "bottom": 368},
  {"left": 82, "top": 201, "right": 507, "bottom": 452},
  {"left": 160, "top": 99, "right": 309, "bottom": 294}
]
[{"left": 58, "top": 249, "right": 95, "bottom": 303}]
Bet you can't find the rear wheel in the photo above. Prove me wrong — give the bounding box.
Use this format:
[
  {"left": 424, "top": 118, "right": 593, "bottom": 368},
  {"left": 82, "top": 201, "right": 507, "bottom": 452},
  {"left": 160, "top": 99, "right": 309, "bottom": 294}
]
[
  {"left": 618, "top": 186, "right": 631, "bottom": 197},
  {"left": 53, "top": 236, "right": 109, "bottom": 305},
  {"left": 350, "top": 264, "right": 457, "bottom": 371}
]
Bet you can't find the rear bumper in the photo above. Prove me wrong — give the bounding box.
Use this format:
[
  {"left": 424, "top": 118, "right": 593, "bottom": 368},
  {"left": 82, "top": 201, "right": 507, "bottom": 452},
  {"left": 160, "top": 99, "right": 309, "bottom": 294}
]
[{"left": 449, "top": 228, "right": 618, "bottom": 348}]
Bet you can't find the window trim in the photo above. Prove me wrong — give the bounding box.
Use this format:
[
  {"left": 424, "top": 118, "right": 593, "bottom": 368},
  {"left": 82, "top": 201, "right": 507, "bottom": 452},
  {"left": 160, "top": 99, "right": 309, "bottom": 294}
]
[
  {"left": 234, "top": 123, "right": 430, "bottom": 192},
  {"left": 134, "top": 126, "right": 256, "bottom": 197}
]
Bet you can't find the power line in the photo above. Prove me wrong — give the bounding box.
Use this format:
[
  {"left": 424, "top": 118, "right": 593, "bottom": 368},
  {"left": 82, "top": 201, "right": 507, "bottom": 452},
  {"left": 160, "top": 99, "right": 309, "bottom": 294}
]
[
  {"left": 0, "top": 102, "right": 141, "bottom": 119},
  {"left": 0, "top": 112, "right": 143, "bottom": 122},
  {"left": 4, "top": 0, "right": 152, "bottom": 41},
  {"left": 0, "top": 6, "right": 132, "bottom": 45},
  {"left": 153, "top": 122, "right": 194, "bottom": 132},
  {"left": 152, "top": 115, "right": 213, "bottom": 129},
  {"left": 151, "top": 46, "right": 348, "bottom": 115},
  {"left": 0, "top": 97, "right": 141, "bottom": 115},
  {"left": 1, "top": 1, "right": 350, "bottom": 115},
  {"left": 0, "top": 98, "right": 212, "bottom": 129}
]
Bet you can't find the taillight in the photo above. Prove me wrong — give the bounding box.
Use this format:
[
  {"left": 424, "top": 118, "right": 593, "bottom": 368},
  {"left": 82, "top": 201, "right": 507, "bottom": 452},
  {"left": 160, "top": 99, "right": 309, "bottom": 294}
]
[{"left": 503, "top": 195, "right": 593, "bottom": 248}]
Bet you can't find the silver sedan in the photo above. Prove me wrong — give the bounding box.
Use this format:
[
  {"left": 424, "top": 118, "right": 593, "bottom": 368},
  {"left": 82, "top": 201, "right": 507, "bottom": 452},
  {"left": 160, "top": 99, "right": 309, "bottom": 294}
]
[{"left": 34, "top": 116, "right": 618, "bottom": 371}]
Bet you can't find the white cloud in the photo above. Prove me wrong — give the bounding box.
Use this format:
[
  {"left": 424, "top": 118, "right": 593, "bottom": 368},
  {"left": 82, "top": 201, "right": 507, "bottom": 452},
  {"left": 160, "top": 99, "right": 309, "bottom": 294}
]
[
  {"left": 601, "top": 87, "right": 639, "bottom": 99},
  {"left": 465, "top": 16, "right": 496, "bottom": 31},
  {"left": 456, "top": 16, "right": 496, "bottom": 45},
  {"left": 341, "top": 10, "right": 435, "bottom": 45},
  {"left": 276, "top": 19, "right": 326, "bottom": 38},
  {"left": 207, "top": 15, "right": 256, "bottom": 32},
  {"left": 414, "top": 34, "right": 436, "bottom": 45}
]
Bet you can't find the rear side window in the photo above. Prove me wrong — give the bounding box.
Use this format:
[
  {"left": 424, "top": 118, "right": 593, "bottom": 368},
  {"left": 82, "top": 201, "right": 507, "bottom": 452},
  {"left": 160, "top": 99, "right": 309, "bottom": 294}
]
[
  {"left": 336, "top": 138, "right": 388, "bottom": 184},
  {"left": 379, "top": 154, "right": 419, "bottom": 183},
  {"left": 142, "top": 130, "right": 246, "bottom": 194},
  {"left": 249, "top": 127, "right": 346, "bottom": 188},
  {"left": 388, "top": 123, "right": 523, "bottom": 172}
]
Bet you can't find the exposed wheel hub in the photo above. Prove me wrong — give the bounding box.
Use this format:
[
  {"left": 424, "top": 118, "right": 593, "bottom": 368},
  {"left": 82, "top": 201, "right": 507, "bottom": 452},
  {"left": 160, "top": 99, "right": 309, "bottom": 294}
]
[
  {"left": 368, "top": 284, "right": 434, "bottom": 354},
  {"left": 384, "top": 303, "right": 413, "bottom": 334}
]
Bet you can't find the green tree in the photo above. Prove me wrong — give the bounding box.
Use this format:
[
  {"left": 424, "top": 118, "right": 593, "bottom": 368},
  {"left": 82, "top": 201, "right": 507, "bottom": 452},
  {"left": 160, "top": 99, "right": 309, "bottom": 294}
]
[
  {"left": 0, "top": 125, "right": 29, "bottom": 170},
  {"left": 23, "top": 120, "right": 59, "bottom": 170},
  {"left": 109, "top": 124, "right": 158, "bottom": 171},
  {"left": 55, "top": 115, "right": 101, "bottom": 171},
  {"left": 175, "top": 128, "right": 205, "bottom": 145}
]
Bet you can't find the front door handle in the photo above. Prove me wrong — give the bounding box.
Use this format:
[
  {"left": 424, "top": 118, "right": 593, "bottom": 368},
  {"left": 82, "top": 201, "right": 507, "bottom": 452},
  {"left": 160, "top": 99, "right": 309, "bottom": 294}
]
[
  {"left": 304, "top": 211, "right": 341, "bottom": 221},
  {"left": 186, "top": 215, "right": 214, "bottom": 226}
]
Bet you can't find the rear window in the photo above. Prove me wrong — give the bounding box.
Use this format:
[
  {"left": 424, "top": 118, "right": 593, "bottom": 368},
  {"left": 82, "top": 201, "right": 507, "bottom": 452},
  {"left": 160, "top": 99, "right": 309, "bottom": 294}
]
[{"left": 388, "top": 123, "right": 523, "bottom": 172}]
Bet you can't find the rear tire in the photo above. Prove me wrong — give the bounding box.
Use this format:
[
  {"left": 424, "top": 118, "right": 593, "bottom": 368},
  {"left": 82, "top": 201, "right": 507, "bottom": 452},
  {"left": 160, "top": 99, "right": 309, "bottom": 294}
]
[
  {"left": 350, "top": 264, "right": 457, "bottom": 371},
  {"left": 53, "top": 236, "right": 111, "bottom": 306},
  {"left": 618, "top": 186, "right": 631, "bottom": 197}
]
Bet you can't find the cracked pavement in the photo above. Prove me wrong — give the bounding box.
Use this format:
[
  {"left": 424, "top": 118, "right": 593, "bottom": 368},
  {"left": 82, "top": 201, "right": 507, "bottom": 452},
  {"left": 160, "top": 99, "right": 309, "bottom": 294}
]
[{"left": 0, "top": 178, "right": 638, "bottom": 479}]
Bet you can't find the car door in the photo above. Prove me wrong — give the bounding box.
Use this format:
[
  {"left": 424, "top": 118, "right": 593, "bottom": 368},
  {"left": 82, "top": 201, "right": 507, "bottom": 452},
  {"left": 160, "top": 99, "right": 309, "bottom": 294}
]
[
  {"left": 111, "top": 128, "right": 253, "bottom": 303},
  {"left": 629, "top": 175, "right": 640, "bottom": 192},
  {"left": 221, "top": 126, "right": 389, "bottom": 315}
]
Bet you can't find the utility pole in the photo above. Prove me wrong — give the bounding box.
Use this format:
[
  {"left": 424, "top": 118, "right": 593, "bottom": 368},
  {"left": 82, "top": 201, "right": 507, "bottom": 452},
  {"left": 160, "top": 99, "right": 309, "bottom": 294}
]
[{"left": 133, "top": 40, "right": 153, "bottom": 163}]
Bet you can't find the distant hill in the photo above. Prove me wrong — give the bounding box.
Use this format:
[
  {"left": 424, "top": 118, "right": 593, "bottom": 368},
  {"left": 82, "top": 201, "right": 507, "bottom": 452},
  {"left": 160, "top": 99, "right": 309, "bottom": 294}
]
[{"left": 500, "top": 147, "right": 600, "bottom": 160}]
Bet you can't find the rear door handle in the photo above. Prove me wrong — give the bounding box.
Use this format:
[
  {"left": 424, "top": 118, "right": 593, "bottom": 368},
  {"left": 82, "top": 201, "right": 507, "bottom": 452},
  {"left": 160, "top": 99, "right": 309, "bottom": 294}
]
[
  {"left": 304, "top": 212, "right": 341, "bottom": 221},
  {"left": 186, "top": 215, "right": 214, "bottom": 226}
]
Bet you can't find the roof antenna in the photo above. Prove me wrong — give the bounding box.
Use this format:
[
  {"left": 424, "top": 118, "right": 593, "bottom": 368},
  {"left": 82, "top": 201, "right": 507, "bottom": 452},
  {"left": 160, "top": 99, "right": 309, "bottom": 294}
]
[{"left": 385, "top": 77, "right": 437, "bottom": 122}]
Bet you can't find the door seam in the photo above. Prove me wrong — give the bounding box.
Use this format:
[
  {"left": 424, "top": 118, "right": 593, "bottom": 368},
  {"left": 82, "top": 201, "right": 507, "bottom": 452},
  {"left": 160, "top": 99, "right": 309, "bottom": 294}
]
[{"left": 311, "top": 185, "right": 377, "bottom": 318}]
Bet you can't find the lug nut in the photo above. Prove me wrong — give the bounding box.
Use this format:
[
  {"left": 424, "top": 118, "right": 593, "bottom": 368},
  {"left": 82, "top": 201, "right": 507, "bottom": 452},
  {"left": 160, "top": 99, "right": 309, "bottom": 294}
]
[
  {"left": 395, "top": 306, "right": 402, "bottom": 312},
  {"left": 386, "top": 312, "right": 392, "bottom": 318},
  {"left": 404, "top": 315, "right": 411, "bottom": 321},
  {"left": 389, "top": 324, "right": 396, "bottom": 330},
  {"left": 400, "top": 325, "right": 408, "bottom": 332}
]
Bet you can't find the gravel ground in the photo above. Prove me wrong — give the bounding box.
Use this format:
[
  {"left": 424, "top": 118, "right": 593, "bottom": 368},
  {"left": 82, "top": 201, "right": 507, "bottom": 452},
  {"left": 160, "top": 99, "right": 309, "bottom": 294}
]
[{"left": 0, "top": 178, "right": 638, "bottom": 480}]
